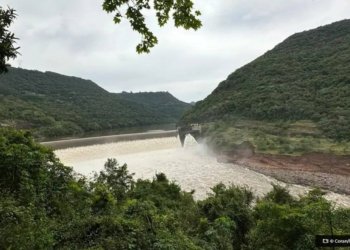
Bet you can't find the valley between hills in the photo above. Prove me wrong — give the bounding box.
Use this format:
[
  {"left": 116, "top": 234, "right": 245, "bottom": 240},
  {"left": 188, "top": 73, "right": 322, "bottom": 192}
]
[{"left": 1, "top": 4, "right": 350, "bottom": 248}]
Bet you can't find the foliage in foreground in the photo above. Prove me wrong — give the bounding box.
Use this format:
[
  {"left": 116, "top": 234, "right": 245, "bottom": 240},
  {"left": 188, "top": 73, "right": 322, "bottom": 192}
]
[
  {"left": 1, "top": 128, "right": 349, "bottom": 250},
  {"left": 0, "top": 6, "right": 19, "bottom": 74},
  {"left": 102, "top": 0, "right": 201, "bottom": 53}
]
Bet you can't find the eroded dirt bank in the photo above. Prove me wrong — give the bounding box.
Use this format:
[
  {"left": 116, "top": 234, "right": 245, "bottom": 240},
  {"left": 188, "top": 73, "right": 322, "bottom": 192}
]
[{"left": 220, "top": 152, "right": 350, "bottom": 195}]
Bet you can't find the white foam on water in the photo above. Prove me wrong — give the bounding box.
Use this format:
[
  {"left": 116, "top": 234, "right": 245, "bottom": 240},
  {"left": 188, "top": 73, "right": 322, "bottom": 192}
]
[{"left": 55, "top": 136, "right": 350, "bottom": 206}]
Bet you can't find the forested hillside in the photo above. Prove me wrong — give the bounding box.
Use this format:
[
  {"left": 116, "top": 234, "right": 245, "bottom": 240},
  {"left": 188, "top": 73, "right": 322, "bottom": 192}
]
[
  {"left": 0, "top": 67, "right": 190, "bottom": 139},
  {"left": 116, "top": 91, "right": 189, "bottom": 122},
  {"left": 182, "top": 20, "right": 350, "bottom": 143}
]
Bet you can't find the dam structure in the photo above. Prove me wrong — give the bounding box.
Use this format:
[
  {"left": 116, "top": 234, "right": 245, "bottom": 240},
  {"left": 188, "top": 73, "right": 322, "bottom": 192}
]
[
  {"left": 41, "top": 130, "right": 178, "bottom": 150},
  {"left": 42, "top": 124, "right": 202, "bottom": 150},
  {"left": 177, "top": 124, "right": 202, "bottom": 147}
]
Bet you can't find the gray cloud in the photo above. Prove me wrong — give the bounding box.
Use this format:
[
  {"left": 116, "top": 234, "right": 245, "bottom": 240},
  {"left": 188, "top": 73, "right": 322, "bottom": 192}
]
[{"left": 5, "top": 0, "right": 350, "bottom": 102}]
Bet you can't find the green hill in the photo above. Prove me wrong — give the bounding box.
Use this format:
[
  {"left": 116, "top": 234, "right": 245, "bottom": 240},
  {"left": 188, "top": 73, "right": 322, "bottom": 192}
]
[
  {"left": 182, "top": 20, "right": 350, "bottom": 154},
  {"left": 116, "top": 91, "right": 190, "bottom": 122},
  {"left": 0, "top": 67, "right": 190, "bottom": 139}
]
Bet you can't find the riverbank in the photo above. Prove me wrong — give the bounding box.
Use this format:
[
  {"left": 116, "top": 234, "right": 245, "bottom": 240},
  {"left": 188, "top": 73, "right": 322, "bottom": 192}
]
[{"left": 219, "top": 152, "right": 350, "bottom": 195}]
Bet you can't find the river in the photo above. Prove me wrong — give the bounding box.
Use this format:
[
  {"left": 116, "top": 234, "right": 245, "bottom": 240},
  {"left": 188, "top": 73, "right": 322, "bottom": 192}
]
[{"left": 55, "top": 135, "right": 350, "bottom": 206}]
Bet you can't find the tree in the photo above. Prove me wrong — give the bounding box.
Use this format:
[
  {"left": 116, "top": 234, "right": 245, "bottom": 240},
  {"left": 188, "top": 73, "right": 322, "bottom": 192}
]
[
  {"left": 102, "top": 0, "right": 202, "bottom": 53},
  {"left": 95, "top": 158, "right": 135, "bottom": 201},
  {"left": 0, "top": 6, "right": 19, "bottom": 74}
]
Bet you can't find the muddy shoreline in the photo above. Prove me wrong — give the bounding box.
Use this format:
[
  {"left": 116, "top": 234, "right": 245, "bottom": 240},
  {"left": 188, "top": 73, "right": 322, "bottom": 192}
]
[{"left": 219, "top": 152, "right": 350, "bottom": 195}]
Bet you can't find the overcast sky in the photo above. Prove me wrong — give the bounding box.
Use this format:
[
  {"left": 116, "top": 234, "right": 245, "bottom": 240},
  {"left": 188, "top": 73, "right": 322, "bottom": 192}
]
[{"left": 5, "top": 0, "right": 350, "bottom": 102}]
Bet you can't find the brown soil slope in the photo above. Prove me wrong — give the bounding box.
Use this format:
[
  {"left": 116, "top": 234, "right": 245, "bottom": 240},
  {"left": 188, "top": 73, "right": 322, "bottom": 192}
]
[{"left": 220, "top": 152, "right": 350, "bottom": 195}]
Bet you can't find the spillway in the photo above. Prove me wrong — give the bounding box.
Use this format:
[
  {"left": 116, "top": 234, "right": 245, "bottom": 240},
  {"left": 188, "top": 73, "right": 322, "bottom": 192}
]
[{"left": 55, "top": 136, "right": 350, "bottom": 206}]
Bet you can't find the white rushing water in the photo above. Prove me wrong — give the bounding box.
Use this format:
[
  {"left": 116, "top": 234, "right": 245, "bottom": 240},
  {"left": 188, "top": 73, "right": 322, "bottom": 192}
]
[{"left": 55, "top": 136, "right": 350, "bottom": 206}]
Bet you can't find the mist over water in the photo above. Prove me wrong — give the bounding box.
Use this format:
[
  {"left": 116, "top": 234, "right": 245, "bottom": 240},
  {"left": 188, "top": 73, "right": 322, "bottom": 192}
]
[{"left": 56, "top": 136, "right": 350, "bottom": 206}]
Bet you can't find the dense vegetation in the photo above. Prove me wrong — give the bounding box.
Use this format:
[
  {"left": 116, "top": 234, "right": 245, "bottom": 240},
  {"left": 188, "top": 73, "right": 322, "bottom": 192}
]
[
  {"left": 116, "top": 91, "right": 190, "bottom": 124},
  {"left": 199, "top": 119, "right": 350, "bottom": 156},
  {"left": 0, "top": 6, "right": 19, "bottom": 74},
  {"left": 1, "top": 128, "right": 350, "bottom": 249},
  {"left": 182, "top": 20, "right": 350, "bottom": 149},
  {"left": 0, "top": 67, "right": 190, "bottom": 139}
]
